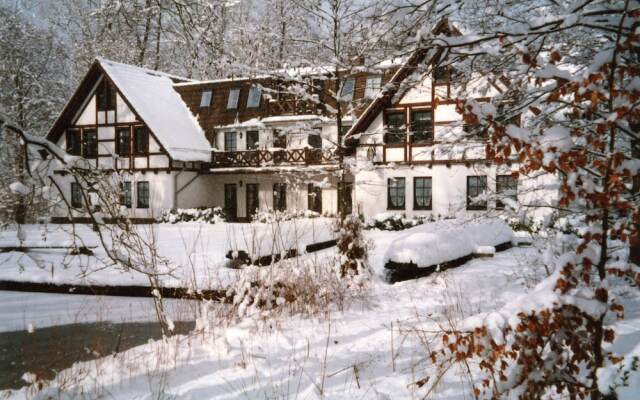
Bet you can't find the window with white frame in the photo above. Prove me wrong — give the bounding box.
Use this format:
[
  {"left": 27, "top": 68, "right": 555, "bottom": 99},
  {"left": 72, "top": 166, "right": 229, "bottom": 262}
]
[
  {"left": 364, "top": 75, "right": 382, "bottom": 98},
  {"left": 200, "top": 90, "right": 212, "bottom": 107},
  {"left": 227, "top": 88, "right": 240, "bottom": 110}
]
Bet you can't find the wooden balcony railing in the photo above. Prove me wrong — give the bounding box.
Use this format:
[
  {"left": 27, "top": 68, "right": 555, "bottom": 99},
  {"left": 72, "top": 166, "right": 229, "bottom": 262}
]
[{"left": 211, "top": 148, "right": 338, "bottom": 168}]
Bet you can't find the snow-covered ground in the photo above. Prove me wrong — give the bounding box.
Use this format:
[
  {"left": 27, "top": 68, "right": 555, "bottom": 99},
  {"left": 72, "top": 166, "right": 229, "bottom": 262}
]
[
  {"left": 1, "top": 221, "right": 638, "bottom": 399},
  {"left": 0, "top": 219, "right": 335, "bottom": 289}
]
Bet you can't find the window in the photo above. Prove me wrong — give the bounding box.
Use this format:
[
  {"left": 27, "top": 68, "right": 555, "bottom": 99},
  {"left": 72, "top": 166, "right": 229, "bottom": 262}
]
[
  {"left": 411, "top": 111, "right": 434, "bottom": 143},
  {"left": 467, "top": 176, "right": 488, "bottom": 210},
  {"left": 340, "top": 77, "right": 356, "bottom": 101},
  {"left": 116, "top": 128, "right": 130, "bottom": 156},
  {"left": 496, "top": 175, "right": 518, "bottom": 209},
  {"left": 433, "top": 66, "right": 450, "bottom": 84},
  {"left": 200, "top": 90, "right": 212, "bottom": 108},
  {"left": 246, "top": 130, "right": 259, "bottom": 150},
  {"left": 134, "top": 127, "right": 149, "bottom": 154},
  {"left": 273, "top": 183, "right": 287, "bottom": 211},
  {"left": 227, "top": 88, "right": 240, "bottom": 110},
  {"left": 82, "top": 129, "right": 98, "bottom": 158},
  {"left": 246, "top": 85, "right": 262, "bottom": 108},
  {"left": 273, "top": 130, "right": 286, "bottom": 148},
  {"left": 97, "top": 79, "right": 116, "bottom": 111},
  {"left": 387, "top": 177, "right": 406, "bottom": 210},
  {"left": 71, "top": 182, "right": 83, "bottom": 208},
  {"left": 66, "top": 129, "right": 81, "bottom": 155},
  {"left": 339, "top": 124, "right": 352, "bottom": 136},
  {"left": 137, "top": 181, "right": 149, "bottom": 209},
  {"left": 364, "top": 75, "right": 382, "bottom": 98},
  {"left": 224, "top": 132, "right": 237, "bottom": 152},
  {"left": 120, "top": 182, "right": 132, "bottom": 208},
  {"left": 385, "top": 112, "right": 406, "bottom": 144},
  {"left": 414, "top": 177, "right": 432, "bottom": 210},
  {"left": 308, "top": 131, "right": 322, "bottom": 148},
  {"left": 308, "top": 183, "right": 322, "bottom": 213}
]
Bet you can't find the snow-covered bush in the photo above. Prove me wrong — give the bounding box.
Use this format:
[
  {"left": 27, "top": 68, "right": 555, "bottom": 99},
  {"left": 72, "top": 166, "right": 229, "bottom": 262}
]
[
  {"left": 337, "top": 215, "right": 369, "bottom": 279},
  {"left": 204, "top": 256, "right": 368, "bottom": 323},
  {"left": 158, "top": 207, "right": 226, "bottom": 224},
  {"left": 251, "top": 209, "right": 324, "bottom": 223},
  {"left": 364, "top": 213, "right": 433, "bottom": 231}
]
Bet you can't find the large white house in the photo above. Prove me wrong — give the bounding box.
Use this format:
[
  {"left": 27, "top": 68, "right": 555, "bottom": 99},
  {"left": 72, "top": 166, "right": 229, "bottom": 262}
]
[{"left": 45, "top": 26, "right": 553, "bottom": 223}]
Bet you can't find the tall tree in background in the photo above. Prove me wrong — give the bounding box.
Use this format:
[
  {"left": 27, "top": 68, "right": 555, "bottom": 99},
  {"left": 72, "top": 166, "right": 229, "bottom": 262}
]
[
  {"left": 381, "top": 0, "right": 640, "bottom": 397},
  {"left": 0, "top": 5, "right": 70, "bottom": 223}
]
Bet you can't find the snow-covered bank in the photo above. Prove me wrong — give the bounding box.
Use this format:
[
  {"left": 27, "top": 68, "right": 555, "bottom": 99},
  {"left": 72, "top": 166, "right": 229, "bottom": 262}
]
[
  {"left": 0, "top": 291, "right": 198, "bottom": 333},
  {"left": 0, "top": 218, "right": 335, "bottom": 290}
]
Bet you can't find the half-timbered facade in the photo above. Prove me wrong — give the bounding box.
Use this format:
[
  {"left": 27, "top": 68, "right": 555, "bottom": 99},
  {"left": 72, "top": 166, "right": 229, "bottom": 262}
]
[{"left": 46, "top": 22, "right": 553, "bottom": 222}]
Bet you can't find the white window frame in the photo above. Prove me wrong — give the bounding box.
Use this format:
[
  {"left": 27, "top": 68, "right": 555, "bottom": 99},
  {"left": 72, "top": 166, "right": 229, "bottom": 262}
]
[
  {"left": 200, "top": 90, "right": 212, "bottom": 107},
  {"left": 364, "top": 75, "right": 382, "bottom": 98},
  {"left": 227, "top": 88, "right": 240, "bottom": 110}
]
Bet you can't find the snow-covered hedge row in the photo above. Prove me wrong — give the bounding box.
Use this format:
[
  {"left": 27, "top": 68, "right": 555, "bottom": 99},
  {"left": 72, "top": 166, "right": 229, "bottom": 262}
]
[
  {"left": 252, "top": 209, "right": 325, "bottom": 223},
  {"left": 364, "top": 213, "right": 455, "bottom": 231},
  {"left": 158, "top": 207, "right": 226, "bottom": 224},
  {"left": 383, "top": 218, "right": 513, "bottom": 270}
]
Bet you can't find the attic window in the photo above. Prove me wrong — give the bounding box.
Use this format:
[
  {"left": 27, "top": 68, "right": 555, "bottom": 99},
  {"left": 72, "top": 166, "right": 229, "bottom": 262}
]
[
  {"left": 200, "top": 90, "right": 212, "bottom": 108},
  {"left": 97, "top": 79, "right": 116, "bottom": 111},
  {"left": 247, "top": 85, "right": 262, "bottom": 109},
  {"left": 227, "top": 88, "right": 240, "bottom": 110},
  {"left": 340, "top": 77, "right": 356, "bottom": 101},
  {"left": 433, "top": 66, "right": 451, "bottom": 85},
  {"left": 364, "top": 75, "right": 382, "bottom": 98}
]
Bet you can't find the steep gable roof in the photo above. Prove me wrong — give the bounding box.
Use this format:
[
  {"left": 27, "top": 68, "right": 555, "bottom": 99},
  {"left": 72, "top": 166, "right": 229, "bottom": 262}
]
[
  {"left": 344, "top": 19, "right": 459, "bottom": 141},
  {"left": 47, "top": 58, "right": 212, "bottom": 162}
]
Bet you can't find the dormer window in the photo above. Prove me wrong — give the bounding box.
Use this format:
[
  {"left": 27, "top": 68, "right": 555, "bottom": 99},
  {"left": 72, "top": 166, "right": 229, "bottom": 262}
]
[
  {"left": 96, "top": 79, "right": 116, "bottom": 111},
  {"left": 340, "top": 77, "right": 356, "bottom": 101},
  {"left": 364, "top": 75, "right": 382, "bottom": 98},
  {"left": 227, "top": 88, "right": 240, "bottom": 110},
  {"left": 200, "top": 90, "right": 212, "bottom": 107},
  {"left": 246, "top": 85, "right": 262, "bottom": 109}
]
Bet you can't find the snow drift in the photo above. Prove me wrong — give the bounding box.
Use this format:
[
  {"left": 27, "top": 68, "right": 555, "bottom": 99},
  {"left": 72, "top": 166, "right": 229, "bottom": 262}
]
[{"left": 383, "top": 218, "right": 513, "bottom": 270}]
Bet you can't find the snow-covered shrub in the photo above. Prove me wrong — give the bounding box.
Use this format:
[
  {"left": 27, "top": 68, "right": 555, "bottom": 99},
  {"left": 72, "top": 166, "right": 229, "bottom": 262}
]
[
  {"left": 337, "top": 215, "right": 369, "bottom": 279},
  {"left": 158, "top": 207, "right": 226, "bottom": 224},
  {"left": 364, "top": 212, "right": 432, "bottom": 231},
  {"left": 251, "top": 209, "right": 324, "bottom": 223},
  {"left": 207, "top": 257, "right": 369, "bottom": 323}
]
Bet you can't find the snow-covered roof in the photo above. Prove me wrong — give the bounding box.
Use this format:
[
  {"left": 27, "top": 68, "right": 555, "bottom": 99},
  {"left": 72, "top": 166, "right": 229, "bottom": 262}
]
[{"left": 98, "top": 58, "right": 211, "bottom": 162}]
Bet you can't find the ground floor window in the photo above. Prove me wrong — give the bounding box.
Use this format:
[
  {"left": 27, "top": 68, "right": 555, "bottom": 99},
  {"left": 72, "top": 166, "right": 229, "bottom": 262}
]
[
  {"left": 413, "top": 177, "right": 432, "bottom": 210},
  {"left": 467, "top": 176, "right": 487, "bottom": 210},
  {"left": 273, "top": 183, "right": 287, "bottom": 211},
  {"left": 496, "top": 174, "right": 518, "bottom": 209},
  {"left": 71, "top": 182, "right": 83, "bottom": 208},
  {"left": 307, "top": 183, "right": 322, "bottom": 213},
  {"left": 387, "top": 177, "right": 406, "bottom": 210},
  {"left": 120, "top": 182, "right": 132, "bottom": 208},
  {"left": 246, "top": 183, "right": 259, "bottom": 217},
  {"left": 137, "top": 181, "right": 149, "bottom": 209}
]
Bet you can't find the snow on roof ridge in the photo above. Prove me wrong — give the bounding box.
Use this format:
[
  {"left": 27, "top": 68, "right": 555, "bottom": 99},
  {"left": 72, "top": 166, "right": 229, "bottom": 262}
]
[
  {"left": 98, "top": 58, "right": 212, "bottom": 161},
  {"left": 96, "top": 57, "right": 195, "bottom": 83}
]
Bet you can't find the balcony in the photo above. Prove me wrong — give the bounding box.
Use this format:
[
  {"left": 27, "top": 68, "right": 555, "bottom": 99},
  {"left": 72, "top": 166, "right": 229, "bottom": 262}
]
[{"left": 211, "top": 148, "right": 338, "bottom": 168}]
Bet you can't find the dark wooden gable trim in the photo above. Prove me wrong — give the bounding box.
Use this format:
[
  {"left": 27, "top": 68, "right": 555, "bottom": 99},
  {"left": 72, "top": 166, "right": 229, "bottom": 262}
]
[
  {"left": 344, "top": 19, "right": 459, "bottom": 142},
  {"left": 46, "top": 60, "right": 103, "bottom": 143},
  {"left": 48, "top": 59, "right": 179, "bottom": 164}
]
